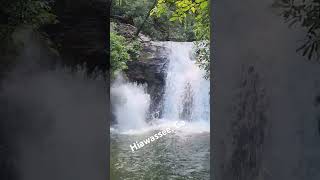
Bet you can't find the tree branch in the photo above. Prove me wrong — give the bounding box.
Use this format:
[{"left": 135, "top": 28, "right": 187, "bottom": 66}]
[{"left": 135, "top": 0, "right": 157, "bottom": 37}]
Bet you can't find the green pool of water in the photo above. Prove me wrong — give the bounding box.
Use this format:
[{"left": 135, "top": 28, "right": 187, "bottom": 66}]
[{"left": 110, "top": 130, "right": 210, "bottom": 180}]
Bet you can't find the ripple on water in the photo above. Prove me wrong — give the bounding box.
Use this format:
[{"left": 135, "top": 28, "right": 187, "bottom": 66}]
[{"left": 110, "top": 123, "right": 210, "bottom": 180}]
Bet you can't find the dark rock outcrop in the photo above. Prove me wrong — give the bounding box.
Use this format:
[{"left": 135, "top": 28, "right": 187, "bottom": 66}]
[
  {"left": 125, "top": 42, "right": 169, "bottom": 118},
  {"left": 112, "top": 20, "right": 151, "bottom": 42},
  {"left": 112, "top": 20, "right": 169, "bottom": 118}
]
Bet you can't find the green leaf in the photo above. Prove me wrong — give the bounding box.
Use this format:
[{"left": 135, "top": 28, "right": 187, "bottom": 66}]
[
  {"left": 169, "top": 16, "right": 178, "bottom": 21},
  {"left": 191, "top": 7, "right": 196, "bottom": 13},
  {"left": 182, "top": 6, "right": 190, "bottom": 12},
  {"left": 195, "top": 0, "right": 205, "bottom": 3},
  {"left": 200, "top": 1, "right": 208, "bottom": 9}
]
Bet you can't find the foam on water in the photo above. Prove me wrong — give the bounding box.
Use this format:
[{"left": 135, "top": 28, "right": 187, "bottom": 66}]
[
  {"left": 111, "top": 42, "right": 210, "bottom": 134},
  {"left": 110, "top": 119, "right": 209, "bottom": 135}
]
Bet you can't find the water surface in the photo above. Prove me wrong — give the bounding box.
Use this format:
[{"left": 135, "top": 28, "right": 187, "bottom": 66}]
[{"left": 111, "top": 128, "right": 210, "bottom": 180}]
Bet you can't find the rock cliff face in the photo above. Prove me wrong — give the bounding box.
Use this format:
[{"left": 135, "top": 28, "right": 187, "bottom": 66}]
[
  {"left": 113, "top": 20, "right": 169, "bottom": 118},
  {"left": 125, "top": 42, "right": 169, "bottom": 117}
]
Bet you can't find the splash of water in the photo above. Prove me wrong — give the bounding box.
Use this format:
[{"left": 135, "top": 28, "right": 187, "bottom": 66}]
[
  {"left": 111, "top": 74, "right": 150, "bottom": 131},
  {"left": 111, "top": 42, "right": 210, "bottom": 133},
  {"left": 161, "top": 42, "right": 210, "bottom": 123}
]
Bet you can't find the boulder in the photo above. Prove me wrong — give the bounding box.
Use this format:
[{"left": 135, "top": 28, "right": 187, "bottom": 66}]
[{"left": 125, "top": 42, "right": 169, "bottom": 118}]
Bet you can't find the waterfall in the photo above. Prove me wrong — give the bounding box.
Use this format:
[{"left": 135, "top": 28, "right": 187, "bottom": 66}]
[
  {"left": 111, "top": 75, "right": 150, "bottom": 131},
  {"left": 111, "top": 42, "right": 210, "bottom": 132},
  {"left": 161, "top": 42, "right": 210, "bottom": 122}
]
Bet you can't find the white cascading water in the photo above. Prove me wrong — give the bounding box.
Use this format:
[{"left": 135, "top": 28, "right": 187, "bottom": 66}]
[
  {"left": 161, "top": 42, "right": 210, "bottom": 123},
  {"left": 111, "top": 42, "right": 210, "bottom": 133},
  {"left": 111, "top": 74, "right": 150, "bottom": 131}
]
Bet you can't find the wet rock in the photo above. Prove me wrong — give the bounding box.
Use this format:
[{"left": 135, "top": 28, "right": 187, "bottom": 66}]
[{"left": 125, "top": 42, "right": 169, "bottom": 118}]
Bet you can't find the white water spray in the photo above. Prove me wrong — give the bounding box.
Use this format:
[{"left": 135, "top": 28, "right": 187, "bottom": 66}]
[
  {"left": 111, "top": 75, "right": 150, "bottom": 131},
  {"left": 161, "top": 42, "right": 210, "bottom": 122},
  {"left": 111, "top": 42, "right": 210, "bottom": 133}
]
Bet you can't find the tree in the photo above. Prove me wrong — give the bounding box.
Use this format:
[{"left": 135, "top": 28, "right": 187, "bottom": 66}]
[
  {"left": 110, "top": 32, "right": 130, "bottom": 76},
  {"left": 135, "top": 0, "right": 158, "bottom": 37},
  {"left": 111, "top": 0, "right": 196, "bottom": 41},
  {"left": 0, "top": 0, "right": 57, "bottom": 40},
  {"left": 273, "top": 0, "right": 320, "bottom": 60},
  {"left": 110, "top": 23, "right": 141, "bottom": 77},
  {"left": 151, "top": 0, "right": 210, "bottom": 78}
]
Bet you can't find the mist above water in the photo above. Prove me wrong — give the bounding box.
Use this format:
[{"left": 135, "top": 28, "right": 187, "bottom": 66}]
[
  {"left": 111, "top": 42, "right": 210, "bottom": 134},
  {"left": 111, "top": 74, "right": 150, "bottom": 131}
]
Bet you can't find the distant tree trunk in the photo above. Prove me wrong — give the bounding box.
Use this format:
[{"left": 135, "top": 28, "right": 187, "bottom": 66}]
[{"left": 135, "top": 0, "right": 157, "bottom": 37}]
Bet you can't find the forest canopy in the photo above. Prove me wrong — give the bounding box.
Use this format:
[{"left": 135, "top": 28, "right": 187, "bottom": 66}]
[
  {"left": 0, "top": 0, "right": 57, "bottom": 41},
  {"left": 111, "top": 0, "right": 210, "bottom": 77},
  {"left": 151, "top": 0, "right": 210, "bottom": 77},
  {"left": 111, "top": 0, "right": 199, "bottom": 41}
]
